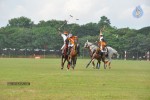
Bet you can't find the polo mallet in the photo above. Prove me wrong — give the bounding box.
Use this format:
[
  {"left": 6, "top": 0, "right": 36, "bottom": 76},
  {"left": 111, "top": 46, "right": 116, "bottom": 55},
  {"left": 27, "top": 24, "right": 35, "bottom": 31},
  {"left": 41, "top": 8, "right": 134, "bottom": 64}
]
[
  {"left": 58, "top": 20, "right": 67, "bottom": 31},
  {"left": 70, "top": 17, "right": 79, "bottom": 33},
  {"left": 86, "top": 58, "right": 94, "bottom": 68},
  {"left": 58, "top": 15, "right": 74, "bottom": 30}
]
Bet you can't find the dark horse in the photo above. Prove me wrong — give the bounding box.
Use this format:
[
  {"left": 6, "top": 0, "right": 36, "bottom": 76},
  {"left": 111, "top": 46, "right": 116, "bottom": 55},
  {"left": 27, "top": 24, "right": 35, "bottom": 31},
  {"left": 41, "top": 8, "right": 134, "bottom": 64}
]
[
  {"left": 61, "top": 44, "right": 70, "bottom": 70},
  {"left": 68, "top": 45, "right": 78, "bottom": 69}
]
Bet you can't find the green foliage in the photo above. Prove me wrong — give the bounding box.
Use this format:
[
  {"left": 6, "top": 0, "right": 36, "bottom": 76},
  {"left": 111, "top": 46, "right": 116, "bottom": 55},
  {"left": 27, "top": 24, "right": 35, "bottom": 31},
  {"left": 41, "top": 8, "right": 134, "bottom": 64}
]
[
  {"left": 98, "top": 16, "right": 111, "bottom": 29},
  {"left": 8, "top": 16, "right": 33, "bottom": 28},
  {"left": 0, "top": 16, "right": 150, "bottom": 54}
]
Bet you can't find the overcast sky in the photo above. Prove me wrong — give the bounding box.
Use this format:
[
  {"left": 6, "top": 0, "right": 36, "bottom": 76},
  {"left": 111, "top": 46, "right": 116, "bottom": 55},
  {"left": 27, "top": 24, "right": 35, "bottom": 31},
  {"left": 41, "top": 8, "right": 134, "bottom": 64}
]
[{"left": 0, "top": 0, "right": 150, "bottom": 29}]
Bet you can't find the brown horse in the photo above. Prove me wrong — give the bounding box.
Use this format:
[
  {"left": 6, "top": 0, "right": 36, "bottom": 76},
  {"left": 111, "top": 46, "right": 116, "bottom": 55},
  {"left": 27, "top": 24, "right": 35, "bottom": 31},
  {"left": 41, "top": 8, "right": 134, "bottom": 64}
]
[
  {"left": 68, "top": 45, "right": 77, "bottom": 69},
  {"left": 84, "top": 41, "right": 106, "bottom": 69},
  {"left": 86, "top": 50, "right": 106, "bottom": 69},
  {"left": 61, "top": 45, "right": 70, "bottom": 70}
]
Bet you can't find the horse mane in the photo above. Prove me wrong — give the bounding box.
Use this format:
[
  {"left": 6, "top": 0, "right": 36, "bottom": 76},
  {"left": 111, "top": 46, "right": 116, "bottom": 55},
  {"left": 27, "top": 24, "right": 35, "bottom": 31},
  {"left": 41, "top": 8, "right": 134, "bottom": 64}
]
[{"left": 87, "top": 41, "right": 98, "bottom": 48}]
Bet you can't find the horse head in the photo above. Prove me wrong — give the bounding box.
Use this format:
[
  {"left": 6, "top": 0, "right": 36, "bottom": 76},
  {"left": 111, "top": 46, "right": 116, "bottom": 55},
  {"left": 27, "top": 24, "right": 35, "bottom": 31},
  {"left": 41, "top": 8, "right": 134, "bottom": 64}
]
[{"left": 84, "top": 40, "right": 93, "bottom": 48}]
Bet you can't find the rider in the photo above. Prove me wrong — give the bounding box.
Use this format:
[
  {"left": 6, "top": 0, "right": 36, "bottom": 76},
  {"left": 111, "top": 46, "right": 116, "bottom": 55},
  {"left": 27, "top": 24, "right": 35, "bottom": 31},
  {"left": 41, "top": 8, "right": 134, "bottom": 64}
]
[
  {"left": 99, "top": 32, "right": 107, "bottom": 52},
  {"left": 96, "top": 28, "right": 108, "bottom": 56},
  {"left": 58, "top": 20, "right": 80, "bottom": 55},
  {"left": 59, "top": 30, "right": 69, "bottom": 53},
  {"left": 67, "top": 33, "right": 78, "bottom": 55}
]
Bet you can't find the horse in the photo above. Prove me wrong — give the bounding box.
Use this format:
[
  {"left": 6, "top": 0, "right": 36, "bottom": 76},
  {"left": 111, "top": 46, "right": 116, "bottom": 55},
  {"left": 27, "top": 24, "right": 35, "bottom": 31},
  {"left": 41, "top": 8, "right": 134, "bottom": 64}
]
[
  {"left": 84, "top": 41, "right": 101, "bottom": 69},
  {"left": 68, "top": 44, "right": 78, "bottom": 69},
  {"left": 84, "top": 40, "right": 106, "bottom": 69},
  {"left": 61, "top": 44, "right": 70, "bottom": 70},
  {"left": 84, "top": 40, "right": 119, "bottom": 69}
]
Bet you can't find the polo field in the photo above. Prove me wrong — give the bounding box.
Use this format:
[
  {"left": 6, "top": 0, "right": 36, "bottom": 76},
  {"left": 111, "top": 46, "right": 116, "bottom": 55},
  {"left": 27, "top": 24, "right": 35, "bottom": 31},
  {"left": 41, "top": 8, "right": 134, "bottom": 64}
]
[{"left": 0, "top": 58, "right": 150, "bottom": 100}]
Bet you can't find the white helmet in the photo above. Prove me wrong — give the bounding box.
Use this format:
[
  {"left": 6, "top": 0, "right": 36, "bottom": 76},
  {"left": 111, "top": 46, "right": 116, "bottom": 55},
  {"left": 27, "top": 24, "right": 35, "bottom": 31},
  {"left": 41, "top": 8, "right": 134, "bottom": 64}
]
[{"left": 68, "top": 34, "right": 72, "bottom": 38}]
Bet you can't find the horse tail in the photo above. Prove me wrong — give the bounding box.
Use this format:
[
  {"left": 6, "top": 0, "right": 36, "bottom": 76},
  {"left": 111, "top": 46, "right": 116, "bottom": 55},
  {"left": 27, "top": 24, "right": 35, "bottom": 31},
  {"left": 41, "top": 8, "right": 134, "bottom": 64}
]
[
  {"left": 116, "top": 52, "right": 119, "bottom": 58},
  {"left": 105, "top": 47, "right": 109, "bottom": 58}
]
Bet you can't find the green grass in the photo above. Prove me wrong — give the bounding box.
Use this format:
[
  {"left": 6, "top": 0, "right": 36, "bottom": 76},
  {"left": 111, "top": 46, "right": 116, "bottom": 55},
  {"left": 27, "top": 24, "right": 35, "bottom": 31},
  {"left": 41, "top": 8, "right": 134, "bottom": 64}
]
[{"left": 0, "top": 58, "right": 150, "bottom": 100}]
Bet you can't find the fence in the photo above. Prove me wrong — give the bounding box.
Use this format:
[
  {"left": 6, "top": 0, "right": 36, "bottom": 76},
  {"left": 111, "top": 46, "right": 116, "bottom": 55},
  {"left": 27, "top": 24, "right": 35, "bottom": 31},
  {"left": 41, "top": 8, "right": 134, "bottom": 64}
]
[
  {"left": 0, "top": 48, "right": 61, "bottom": 58},
  {"left": 0, "top": 48, "right": 149, "bottom": 61}
]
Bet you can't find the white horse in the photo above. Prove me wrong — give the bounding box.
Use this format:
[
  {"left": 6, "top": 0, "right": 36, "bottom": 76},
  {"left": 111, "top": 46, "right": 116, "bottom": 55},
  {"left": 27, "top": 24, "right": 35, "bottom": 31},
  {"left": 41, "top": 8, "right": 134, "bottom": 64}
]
[{"left": 84, "top": 40, "right": 119, "bottom": 69}]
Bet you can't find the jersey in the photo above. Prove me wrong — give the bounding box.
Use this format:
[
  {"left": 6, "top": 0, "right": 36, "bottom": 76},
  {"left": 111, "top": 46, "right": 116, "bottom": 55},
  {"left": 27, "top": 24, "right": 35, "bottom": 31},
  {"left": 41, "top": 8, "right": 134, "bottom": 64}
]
[{"left": 68, "top": 36, "right": 78, "bottom": 45}]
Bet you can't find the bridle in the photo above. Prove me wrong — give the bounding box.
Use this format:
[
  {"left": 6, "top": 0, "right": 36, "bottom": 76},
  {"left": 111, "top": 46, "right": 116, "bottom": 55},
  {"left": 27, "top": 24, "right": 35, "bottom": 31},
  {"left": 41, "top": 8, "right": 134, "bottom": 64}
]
[{"left": 85, "top": 43, "right": 96, "bottom": 57}]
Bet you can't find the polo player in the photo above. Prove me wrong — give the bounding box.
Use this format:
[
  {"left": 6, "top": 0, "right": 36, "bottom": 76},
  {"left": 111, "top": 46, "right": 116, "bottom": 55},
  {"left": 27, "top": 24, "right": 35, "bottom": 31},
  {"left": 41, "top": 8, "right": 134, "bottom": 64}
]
[
  {"left": 99, "top": 32, "right": 107, "bottom": 52},
  {"left": 96, "top": 28, "right": 108, "bottom": 56},
  {"left": 59, "top": 31, "right": 69, "bottom": 54},
  {"left": 67, "top": 33, "right": 78, "bottom": 55}
]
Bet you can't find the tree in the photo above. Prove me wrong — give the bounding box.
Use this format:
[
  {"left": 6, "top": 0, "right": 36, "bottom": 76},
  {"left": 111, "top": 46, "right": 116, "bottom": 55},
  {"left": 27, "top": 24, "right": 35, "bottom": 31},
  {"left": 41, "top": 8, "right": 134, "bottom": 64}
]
[
  {"left": 8, "top": 16, "right": 34, "bottom": 28},
  {"left": 0, "top": 16, "right": 149, "bottom": 57},
  {"left": 98, "top": 16, "right": 111, "bottom": 29}
]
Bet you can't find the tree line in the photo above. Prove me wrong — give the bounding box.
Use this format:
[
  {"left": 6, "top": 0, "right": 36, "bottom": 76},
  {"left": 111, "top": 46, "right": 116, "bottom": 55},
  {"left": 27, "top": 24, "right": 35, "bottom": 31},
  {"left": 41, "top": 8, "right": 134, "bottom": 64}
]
[{"left": 0, "top": 16, "right": 149, "bottom": 55}]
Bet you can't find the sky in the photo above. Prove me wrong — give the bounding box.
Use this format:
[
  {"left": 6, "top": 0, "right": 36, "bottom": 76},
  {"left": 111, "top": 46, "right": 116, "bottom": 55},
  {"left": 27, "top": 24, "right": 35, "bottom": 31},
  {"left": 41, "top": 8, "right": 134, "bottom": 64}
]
[{"left": 0, "top": 0, "right": 150, "bottom": 29}]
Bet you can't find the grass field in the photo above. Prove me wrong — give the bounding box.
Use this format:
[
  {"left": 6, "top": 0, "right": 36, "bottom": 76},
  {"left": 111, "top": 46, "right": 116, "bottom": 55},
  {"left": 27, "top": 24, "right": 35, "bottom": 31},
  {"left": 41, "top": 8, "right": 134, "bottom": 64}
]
[{"left": 0, "top": 58, "right": 150, "bottom": 100}]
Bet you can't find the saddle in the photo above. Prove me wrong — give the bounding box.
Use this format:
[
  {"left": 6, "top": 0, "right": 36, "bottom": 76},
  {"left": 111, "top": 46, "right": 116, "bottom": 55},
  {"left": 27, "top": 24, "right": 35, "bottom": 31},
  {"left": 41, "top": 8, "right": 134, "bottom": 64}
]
[
  {"left": 103, "top": 47, "right": 108, "bottom": 57},
  {"left": 96, "top": 47, "right": 108, "bottom": 57},
  {"left": 67, "top": 44, "right": 77, "bottom": 55},
  {"left": 98, "top": 41, "right": 107, "bottom": 48}
]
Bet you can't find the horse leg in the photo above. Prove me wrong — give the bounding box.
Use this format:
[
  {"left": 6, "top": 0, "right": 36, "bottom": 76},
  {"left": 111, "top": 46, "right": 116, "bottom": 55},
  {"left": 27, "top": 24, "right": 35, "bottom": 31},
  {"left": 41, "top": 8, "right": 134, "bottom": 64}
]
[
  {"left": 61, "top": 56, "right": 64, "bottom": 70},
  {"left": 102, "top": 57, "right": 106, "bottom": 69},
  {"left": 75, "top": 57, "right": 77, "bottom": 65},
  {"left": 67, "top": 61, "right": 70, "bottom": 70},
  {"left": 96, "top": 61, "right": 98, "bottom": 69},
  {"left": 71, "top": 58, "right": 74, "bottom": 69},
  {"left": 63, "top": 58, "right": 67, "bottom": 68},
  {"left": 67, "top": 57, "right": 71, "bottom": 70},
  {"left": 107, "top": 58, "right": 111, "bottom": 69},
  {"left": 61, "top": 58, "right": 67, "bottom": 69},
  {"left": 92, "top": 59, "right": 95, "bottom": 69},
  {"left": 105, "top": 60, "right": 108, "bottom": 68},
  {"left": 97, "top": 60, "right": 101, "bottom": 69},
  {"left": 108, "top": 62, "right": 111, "bottom": 69},
  {"left": 104, "top": 61, "right": 106, "bottom": 69},
  {"left": 72, "top": 57, "right": 77, "bottom": 70}
]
